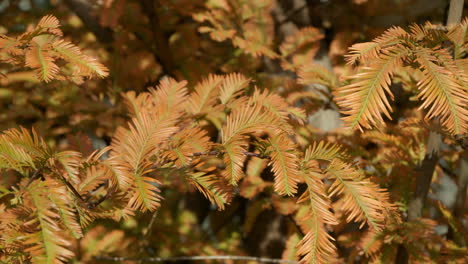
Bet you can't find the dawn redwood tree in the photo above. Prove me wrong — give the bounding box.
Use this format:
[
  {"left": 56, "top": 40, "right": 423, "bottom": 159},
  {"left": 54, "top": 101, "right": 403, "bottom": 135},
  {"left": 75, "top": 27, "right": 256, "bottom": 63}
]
[{"left": 0, "top": 1, "right": 466, "bottom": 263}]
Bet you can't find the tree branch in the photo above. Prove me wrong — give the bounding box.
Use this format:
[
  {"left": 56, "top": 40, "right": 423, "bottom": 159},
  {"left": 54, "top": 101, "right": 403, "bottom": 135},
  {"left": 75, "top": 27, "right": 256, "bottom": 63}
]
[
  {"left": 141, "top": 0, "right": 177, "bottom": 78},
  {"left": 395, "top": 133, "right": 440, "bottom": 264},
  {"left": 62, "top": 0, "right": 114, "bottom": 44},
  {"left": 446, "top": 0, "right": 464, "bottom": 25}
]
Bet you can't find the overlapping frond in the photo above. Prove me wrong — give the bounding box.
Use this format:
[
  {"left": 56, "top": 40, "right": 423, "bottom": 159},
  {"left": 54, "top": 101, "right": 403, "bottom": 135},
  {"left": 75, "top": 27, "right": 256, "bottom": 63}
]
[
  {"left": 0, "top": 140, "right": 36, "bottom": 174},
  {"left": 221, "top": 103, "right": 281, "bottom": 144},
  {"left": 222, "top": 140, "right": 249, "bottom": 185},
  {"left": 345, "top": 26, "right": 408, "bottom": 65},
  {"left": 78, "top": 165, "right": 110, "bottom": 195},
  {"left": 149, "top": 78, "right": 189, "bottom": 114},
  {"left": 163, "top": 127, "right": 211, "bottom": 167},
  {"left": 2, "top": 15, "right": 108, "bottom": 83},
  {"left": 101, "top": 157, "right": 133, "bottom": 191},
  {"left": 336, "top": 45, "right": 409, "bottom": 130},
  {"left": 47, "top": 184, "right": 83, "bottom": 240},
  {"left": 415, "top": 47, "right": 467, "bottom": 134},
  {"left": 221, "top": 103, "right": 281, "bottom": 184},
  {"left": 186, "top": 74, "right": 223, "bottom": 115},
  {"left": 126, "top": 175, "right": 161, "bottom": 212},
  {"left": 326, "top": 159, "right": 391, "bottom": 230},
  {"left": 36, "top": 15, "right": 63, "bottom": 36},
  {"left": 52, "top": 40, "right": 108, "bottom": 78},
  {"left": 0, "top": 128, "right": 51, "bottom": 175},
  {"left": 25, "top": 38, "right": 59, "bottom": 82},
  {"left": 250, "top": 89, "right": 306, "bottom": 130},
  {"left": 123, "top": 91, "right": 153, "bottom": 116},
  {"left": 298, "top": 63, "right": 338, "bottom": 88},
  {"left": 188, "top": 172, "right": 230, "bottom": 210},
  {"left": 112, "top": 111, "right": 178, "bottom": 169},
  {"left": 267, "top": 134, "right": 300, "bottom": 196},
  {"left": 2, "top": 127, "right": 48, "bottom": 157},
  {"left": 0, "top": 34, "right": 22, "bottom": 57},
  {"left": 23, "top": 180, "right": 74, "bottom": 264},
  {"left": 219, "top": 73, "right": 250, "bottom": 104},
  {"left": 51, "top": 151, "right": 81, "bottom": 185},
  {"left": 111, "top": 110, "right": 178, "bottom": 212},
  {"left": 280, "top": 27, "right": 324, "bottom": 70},
  {"left": 296, "top": 175, "right": 338, "bottom": 264},
  {"left": 303, "top": 141, "right": 344, "bottom": 162}
]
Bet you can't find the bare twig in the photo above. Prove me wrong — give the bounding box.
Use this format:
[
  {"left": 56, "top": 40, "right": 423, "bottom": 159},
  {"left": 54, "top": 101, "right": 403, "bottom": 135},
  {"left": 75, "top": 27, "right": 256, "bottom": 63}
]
[
  {"left": 138, "top": 211, "right": 159, "bottom": 263},
  {"left": 26, "top": 167, "right": 44, "bottom": 187},
  {"left": 94, "top": 255, "right": 298, "bottom": 263},
  {"left": 59, "top": 174, "right": 85, "bottom": 202}
]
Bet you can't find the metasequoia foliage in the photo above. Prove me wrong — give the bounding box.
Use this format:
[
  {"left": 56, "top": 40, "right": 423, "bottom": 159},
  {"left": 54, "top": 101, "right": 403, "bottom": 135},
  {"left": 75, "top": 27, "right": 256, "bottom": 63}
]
[
  {"left": 335, "top": 21, "right": 468, "bottom": 135},
  {"left": 0, "top": 20, "right": 396, "bottom": 260},
  {"left": 1, "top": 7, "right": 467, "bottom": 264},
  {"left": 0, "top": 15, "right": 108, "bottom": 83}
]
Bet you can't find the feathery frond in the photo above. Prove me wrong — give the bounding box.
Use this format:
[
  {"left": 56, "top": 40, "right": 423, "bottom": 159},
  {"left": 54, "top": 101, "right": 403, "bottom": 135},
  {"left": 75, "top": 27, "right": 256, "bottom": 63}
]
[
  {"left": 149, "top": 78, "right": 189, "bottom": 114},
  {"left": 36, "top": 15, "right": 63, "bottom": 36},
  {"left": 298, "top": 63, "right": 338, "bottom": 88},
  {"left": 326, "top": 159, "right": 391, "bottom": 230},
  {"left": 219, "top": 73, "right": 250, "bottom": 105},
  {"left": 296, "top": 175, "right": 338, "bottom": 264},
  {"left": 163, "top": 127, "right": 211, "bottom": 167},
  {"left": 47, "top": 184, "right": 83, "bottom": 240},
  {"left": 415, "top": 47, "right": 467, "bottom": 134},
  {"left": 250, "top": 89, "right": 306, "bottom": 131},
  {"left": 123, "top": 91, "right": 153, "bottom": 117},
  {"left": 25, "top": 37, "right": 59, "bottom": 82},
  {"left": 267, "top": 134, "right": 300, "bottom": 196},
  {"left": 186, "top": 74, "right": 223, "bottom": 115},
  {"left": 222, "top": 140, "right": 249, "bottom": 185},
  {"left": 51, "top": 151, "right": 81, "bottom": 185},
  {"left": 126, "top": 174, "right": 161, "bottom": 212},
  {"left": 221, "top": 103, "right": 282, "bottom": 184},
  {"left": 0, "top": 128, "right": 49, "bottom": 175},
  {"left": 52, "top": 39, "right": 108, "bottom": 78},
  {"left": 345, "top": 26, "right": 408, "bottom": 65},
  {"left": 23, "top": 180, "right": 74, "bottom": 264},
  {"left": 303, "top": 141, "right": 344, "bottom": 163},
  {"left": 111, "top": 110, "right": 178, "bottom": 211},
  {"left": 221, "top": 103, "right": 282, "bottom": 144},
  {"left": 336, "top": 45, "right": 409, "bottom": 130},
  {"left": 188, "top": 172, "right": 230, "bottom": 210}
]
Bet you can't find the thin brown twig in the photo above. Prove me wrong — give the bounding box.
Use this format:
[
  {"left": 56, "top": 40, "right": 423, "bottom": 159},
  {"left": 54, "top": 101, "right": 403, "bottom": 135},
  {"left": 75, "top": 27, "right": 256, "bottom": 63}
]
[
  {"left": 138, "top": 211, "right": 159, "bottom": 264},
  {"left": 94, "top": 255, "right": 298, "bottom": 263},
  {"left": 26, "top": 167, "right": 44, "bottom": 187}
]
